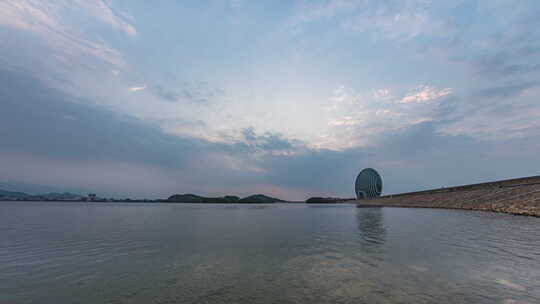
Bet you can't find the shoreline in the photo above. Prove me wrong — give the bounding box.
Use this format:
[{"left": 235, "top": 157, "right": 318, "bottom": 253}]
[
  {"left": 356, "top": 175, "right": 540, "bottom": 217},
  {"left": 357, "top": 204, "right": 540, "bottom": 217}
]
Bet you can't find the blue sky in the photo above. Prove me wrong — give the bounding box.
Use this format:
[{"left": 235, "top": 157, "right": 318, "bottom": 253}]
[{"left": 1, "top": 0, "right": 539, "bottom": 200}]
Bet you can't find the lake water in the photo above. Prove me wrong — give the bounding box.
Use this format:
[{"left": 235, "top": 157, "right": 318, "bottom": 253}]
[{"left": 1, "top": 202, "right": 539, "bottom": 304}]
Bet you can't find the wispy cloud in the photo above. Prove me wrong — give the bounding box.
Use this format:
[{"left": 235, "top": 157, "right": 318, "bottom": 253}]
[
  {"left": 128, "top": 85, "right": 147, "bottom": 92},
  {"left": 149, "top": 85, "right": 178, "bottom": 102},
  {"left": 0, "top": 0, "right": 136, "bottom": 37},
  {"left": 472, "top": 81, "right": 540, "bottom": 99},
  {"left": 400, "top": 86, "right": 452, "bottom": 103},
  {"left": 342, "top": 1, "right": 433, "bottom": 40},
  {"left": 292, "top": 0, "right": 447, "bottom": 41},
  {"left": 0, "top": 0, "right": 136, "bottom": 68},
  {"left": 90, "top": 0, "right": 137, "bottom": 37}
]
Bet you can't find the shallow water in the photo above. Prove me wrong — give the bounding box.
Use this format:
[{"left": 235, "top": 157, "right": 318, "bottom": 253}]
[{"left": 1, "top": 202, "right": 539, "bottom": 304}]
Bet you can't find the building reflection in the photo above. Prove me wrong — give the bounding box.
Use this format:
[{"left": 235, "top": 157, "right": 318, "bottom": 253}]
[{"left": 355, "top": 207, "right": 386, "bottom": 254}]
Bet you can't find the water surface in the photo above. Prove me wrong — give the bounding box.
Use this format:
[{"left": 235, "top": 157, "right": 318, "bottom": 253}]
[{"left": 1, "top": 202, "right": 539, "bottom": 304}]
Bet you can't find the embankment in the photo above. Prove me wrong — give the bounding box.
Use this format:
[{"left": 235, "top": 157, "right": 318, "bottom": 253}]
[{"left": 356, "top": 176, "right": 540, "bottom": 216}]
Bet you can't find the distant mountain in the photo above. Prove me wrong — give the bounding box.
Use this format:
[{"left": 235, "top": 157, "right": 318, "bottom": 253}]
[
  {"left": 39, "top": 192, "right": 83, "bottom": 200},
  {"left": 167, "top": 194, "right": 240, "bottom": 203},
  {"left": 238, "top": 194, "right": 283, "bottom": 203},
  {"left": 0, "top": 189, "right": 82, "bottom": 201},
  {"left": 0, "top": 189, "right": 29, "bottom": 199},
  {"left": 167, "top": 194, "right": 283, "bottom": 203}
]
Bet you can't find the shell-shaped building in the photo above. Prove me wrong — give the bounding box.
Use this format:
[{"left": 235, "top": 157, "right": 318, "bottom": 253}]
[{"left": 355, "top": 168, "right": 382, "bottom": 199}]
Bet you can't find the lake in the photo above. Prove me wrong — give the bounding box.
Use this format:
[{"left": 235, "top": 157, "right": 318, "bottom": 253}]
[{"left": 1, "top": 202, "right": 539, "bottom": 304}]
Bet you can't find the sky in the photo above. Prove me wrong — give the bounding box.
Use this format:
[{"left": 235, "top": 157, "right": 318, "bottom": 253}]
[{"left": 1, "top": 0, "right": 540, "bottom": 200}]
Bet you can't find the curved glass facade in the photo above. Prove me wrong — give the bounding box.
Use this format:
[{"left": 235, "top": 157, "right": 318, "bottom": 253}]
[{"left": 355, "top": 168, "right": 382, "bottom": 199}]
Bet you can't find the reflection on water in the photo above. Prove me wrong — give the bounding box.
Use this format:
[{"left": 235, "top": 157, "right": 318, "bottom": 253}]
[
  {"left": 0, "top": 202, "right": 539, "bottom": 304},
  {"left": 356, "top": 208, "right": 385, "bottom": 253}
]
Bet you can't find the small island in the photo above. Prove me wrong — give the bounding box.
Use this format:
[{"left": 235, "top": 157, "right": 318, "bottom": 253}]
[{"left": 167, "top": 194, "right": 283, "bottom": 204}]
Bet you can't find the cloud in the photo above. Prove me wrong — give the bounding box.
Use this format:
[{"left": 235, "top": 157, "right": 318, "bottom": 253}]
[
  {"left": 400, "top": 86, "right": 452, "bottom": 103},
  {"left": 128, "top": 85, "right": 147, "bottom": 92},
  {"left": 473, "top": 51, "right": 540, "bottom": 77},
  {"left": 472, "top": 81, "right": 540, "bottom": 99},
  {"left": 322, "top": 84, "right": 452, "bottom": 149},
  {"left": 0, "top": 0, "right": 136, "bottom": 70},
  {"left": 291, "top": 0, "right": 359, "bottom": 22},
  {"left": 0, "top": 69, "right": 204, "bottom": 168},
  {"left": 0, "top": 0, "right": 136, "bottom": 37},
  {"left": 2, "top": 1, "right": 540, "bottom": 201},
  {"left": 89, "top": 0, "right": 137, "bottom": 37},
  {"left": 342, "top": 1, "right": 433, "bottom": 40},
  {"left": 293, "top": 0, "right": 447, "bottom": 41},
  {"left": 0, "top": 68, "right": 271, "bottom": 197},
  {"left": 0, "top": 68, "right": 312, "bottom": 198},
  {"left": 0, "top": 151, "right": 182, "bottom": 198},
  {"left": 367, "top": 121, "right": 540, "bottom": 192},
  {"left": 148, "top": 85, "right": 178, "bottom": 102},
  {"left": 2, "top": 68, "right": 540, "bottom": 200},
  {"left": 324, "top": 76, "right": 540, "bottom": 145},
  {"left": 254, "top": 120, "right": 540, "bottom": 197},
  {"left": 239, "top": 127, "right": 297, "bottom": 154},
  {"left": 139, "top": 82, "right": 224, "bottom": 103}
]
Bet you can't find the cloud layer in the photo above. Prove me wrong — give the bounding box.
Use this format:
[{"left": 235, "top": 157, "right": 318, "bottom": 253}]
[{"left": 1, "top": 0, "right": 540, "bottom": 199}]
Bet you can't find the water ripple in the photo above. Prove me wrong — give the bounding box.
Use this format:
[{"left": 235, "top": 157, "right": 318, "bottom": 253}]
[{"left": 0, "top": 202, "right": 539, "bottom": 304}]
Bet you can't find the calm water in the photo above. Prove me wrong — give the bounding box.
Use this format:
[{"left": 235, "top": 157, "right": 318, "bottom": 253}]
[{"left": 1, "top": 202, "right": 539, "bottom": 304}]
